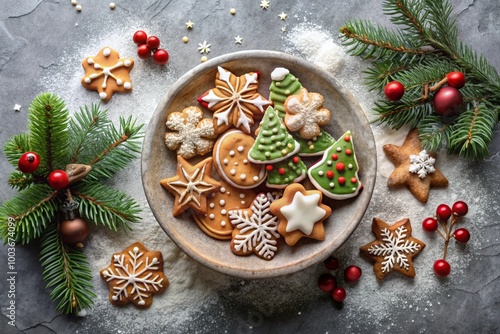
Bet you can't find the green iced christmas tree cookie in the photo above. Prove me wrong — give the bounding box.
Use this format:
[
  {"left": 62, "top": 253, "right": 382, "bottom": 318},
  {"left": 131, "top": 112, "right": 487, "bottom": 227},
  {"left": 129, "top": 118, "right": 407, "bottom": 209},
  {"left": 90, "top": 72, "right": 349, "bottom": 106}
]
[
  {"left": 266, "top": 155, "right": 307, "bottom": 189},
  {"left": 308, "top": 131, "right": 362, "bottom": 200},
  {"left": 269, "top": 67, "right": 302, "bottom": 119},
  {"left": 292, "top": 130, "right": 335, "bottom": 156},
  {"left": 248, "top": 106, "right": 299, "bottom": 164}
]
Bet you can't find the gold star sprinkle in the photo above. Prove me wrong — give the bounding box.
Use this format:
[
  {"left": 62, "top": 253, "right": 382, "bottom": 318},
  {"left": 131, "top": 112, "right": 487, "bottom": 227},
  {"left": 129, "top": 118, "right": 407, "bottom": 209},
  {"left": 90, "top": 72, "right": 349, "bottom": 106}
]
[
  {"left": 279, "top": 12, "right": 287, "bottom": 20},
  {"left": 234, "top": 35, "right": 243, "bottom": 44},
  {"left": 185, "top": 20, "right": 194, "bottom": 29},
  {"left": 281, "top": 26, "right": 286, "bottom": 33},
  {"left": 260, "top": 0, "right": 270, "bottom": 9}
]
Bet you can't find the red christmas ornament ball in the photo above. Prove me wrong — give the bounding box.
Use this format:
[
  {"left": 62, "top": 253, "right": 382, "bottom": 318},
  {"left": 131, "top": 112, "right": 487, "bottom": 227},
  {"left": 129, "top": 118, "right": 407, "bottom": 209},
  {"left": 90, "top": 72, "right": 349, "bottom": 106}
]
[
  {"left": 153, "top": 49, "right": 169, "bottom": 65},
  {"left": 344, "top": 265, "right": 362, "bottom": 282},
  {"left": 422, "top": 217, "right": 439, "bottom": 232},
  {"left": 59, "top": 218, "right": 89, "bottom": 244},
  {"left": 433, "top": 259, "right": 451, "bottom": 277},
  {"left": 48, "top": 170, "right": 69, "bottom": 190},
  {"left": 332, "top": 287, "right": 347, "bottom": 302},
  {"left": 137, "top": 44, "right": 152, "bottom": 59},
  {"left": 147, "top": 36, "right": 161, "bottom": 50},
  {"left": 453, "top": 228, "right": 471, "bottom": 243},
  {"left": 433, "top": 86, "right": 463, "bottom": 116},
  {"left": 436, "top": 204, "right": 452, "bottom": 221},
  {"left": 452, "top": 200, "right": 468, "bottom": 216},
  {"left": 384, "top": 81, "right": 405, "bottom": 101},
  {"left": 318, "top": 273, "right": 337, "bottom": 292},
  {"left": 133, "top": 30, "right": 148, "bottom": 45},
  {"left": 18, "top": 152, "right": 40, "bottom": 173},
  {"left": 323, "top": 255, "right": 340, "bottom": 270},
  {"left": 446, "top": 71, "right": 466, "bottom": 89}
]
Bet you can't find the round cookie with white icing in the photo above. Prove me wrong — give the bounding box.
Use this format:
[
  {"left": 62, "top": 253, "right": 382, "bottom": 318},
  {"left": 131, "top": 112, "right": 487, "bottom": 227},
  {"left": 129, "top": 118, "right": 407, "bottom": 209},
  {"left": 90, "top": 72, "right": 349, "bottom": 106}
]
[
  {"left": 213, "top": 129, "right": 267, "bottom": 189},
  {"left": 81, "top": 46, "right": 134, "bottom": 102},
  {"left": 192, "top": 179, "right": 257, "bottom": 240}
]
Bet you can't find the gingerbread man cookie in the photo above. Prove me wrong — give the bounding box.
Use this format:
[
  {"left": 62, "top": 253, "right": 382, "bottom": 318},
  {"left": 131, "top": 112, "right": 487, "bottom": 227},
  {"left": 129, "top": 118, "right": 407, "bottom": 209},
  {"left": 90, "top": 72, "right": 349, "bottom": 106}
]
[{"left": 81, "top": 46, "right": 134, "bottom": 102}]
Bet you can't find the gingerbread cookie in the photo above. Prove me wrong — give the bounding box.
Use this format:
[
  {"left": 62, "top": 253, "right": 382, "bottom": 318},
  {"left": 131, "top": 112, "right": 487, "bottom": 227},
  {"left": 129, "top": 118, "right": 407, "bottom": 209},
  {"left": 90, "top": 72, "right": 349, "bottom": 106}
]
[
  {"left": 100, "top": 242, "right": 168, "bottom": 308},
  {"left": 360, "top": 218, "right": 425, "bottom": 280},
  {"left": 197, "top": 66, "right": 272, "bottom": 134},
  {"left": 383, "top": 129, "right": 448, "bottom": 203},
  {"left": 229, "top": 193, "right": 281, "bottom": 260},
  {"left": 270, "top": 183, "right": 332, "bottom": 246},
  {"left": 293, "top": 130, "right": 335, "bottom": 157},
  {"left": 248, "top": 106, "right": 300, "bottom": 164},
  {"left": 81, "top": 46, "right": 134, "bottom": 102},
  {"left": 308, "top": 131, "right": 362, "bottom": 200},
  {"left": 164, "top": 106, "right": 216, "bottom": 159},
  {"left": 213, "top": 129, "right": 267, "bottom": 189},
  {"left": 192, "top": 179, "right": 257, "bottom": 240},
  {"left": 265, "top": 155, "right": 307, "bottom": 189},
  {"left": 160, "top": 156, "right": 221, "bottom": 217},
  {"left": 283, "top": 88, "right": 330, "bottom": 139}
]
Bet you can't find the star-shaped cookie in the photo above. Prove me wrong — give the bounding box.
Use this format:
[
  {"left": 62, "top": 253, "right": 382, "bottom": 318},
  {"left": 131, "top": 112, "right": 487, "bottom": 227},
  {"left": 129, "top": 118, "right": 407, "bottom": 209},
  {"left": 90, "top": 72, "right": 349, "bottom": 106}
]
[
  {"left": 160, "top": 156, "right": 221, "bottom": 217},
  {"left": 81, "top": 46, "right": 134, "bottom": 102},
  {"left": 270, "top": 183, "right": 332, "bottom": 246},
  {"left": 360, "top": 217, "right": 425, "bottom": 280},
  {"left": 383, "top": 129, "right": 448, "bottom": 203}
]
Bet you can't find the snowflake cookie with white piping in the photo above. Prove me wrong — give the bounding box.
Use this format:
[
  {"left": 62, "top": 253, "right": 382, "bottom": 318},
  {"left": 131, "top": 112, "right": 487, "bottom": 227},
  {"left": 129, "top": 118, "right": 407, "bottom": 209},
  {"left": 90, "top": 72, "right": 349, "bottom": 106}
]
[
  {"left": 81, "top": 46, "right": 134, "bottom": 102},
  {"left": 360, "top": 217, "right": 425, "bottom": 280},
  {"left": 164, "top": 106, "right": 216, "bottom": 159},
  {"left": 229, "top": 193, "right": 281, "bottom": 260},
  {"left": 100, "top": 242, "right": 169, "bottom": 308}
]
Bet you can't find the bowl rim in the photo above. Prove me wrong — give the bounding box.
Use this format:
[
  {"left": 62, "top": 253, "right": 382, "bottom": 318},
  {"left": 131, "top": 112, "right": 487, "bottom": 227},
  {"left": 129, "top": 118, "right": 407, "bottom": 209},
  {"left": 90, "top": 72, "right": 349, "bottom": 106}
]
[{"left": 141, "top": 50, "right": 377, "bottom": 279}]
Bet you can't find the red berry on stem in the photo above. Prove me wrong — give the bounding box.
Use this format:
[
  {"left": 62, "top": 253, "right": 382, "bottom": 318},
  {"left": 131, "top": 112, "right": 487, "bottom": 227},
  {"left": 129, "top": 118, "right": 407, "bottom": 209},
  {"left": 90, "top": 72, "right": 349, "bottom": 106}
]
[
  {"left": 133, "top": 30, "right": 148, "bottom": 45},
  {"left": 48, "top": 170, "right": 69, "bottom": 190},
  {"left": 452, "top": 201, "right": 468, "bottom": 216},
  {"left": 153, "top": 49, "right": 169, "bottom": 65},
  {"left": 332, "top": 287, "right": 346, "bottom": 302},
  {"left": 137, "top": 44, "right": 152, "bottom": 59},
  {"left": 384, "top": 81, "right": 405, "bottom": 101},
  {"left": 147, "top": 36, "right": 161, "bottom": 50},
  {"left": 446, "top": 71, "right": 466, "bottom": 89},
  {"left": 433, "top": 86, "right": 463, "bottom": 116},
  {"left": 433, "top": 259, "right": 451, "bottom": 277},
  {"left": 318, "top": 273, "right": 337, "bottom": 292},
  {"left": 436, "top": 204, "right": 452, "bottom": 221},
  {"left": 453, "top": 228, "right": 471, "bottom": 243},
  {"left": 18, "top": 152, "right": 40, "bottom": 173},
  {"left": 344, "top": 265, "right": 362, "bottom": 282},
  {"left": 323, "top": 255, "right": 339, "bottom": 270},
  {"left": 422, "top": 217, "right": 439, "bottom": 232}
]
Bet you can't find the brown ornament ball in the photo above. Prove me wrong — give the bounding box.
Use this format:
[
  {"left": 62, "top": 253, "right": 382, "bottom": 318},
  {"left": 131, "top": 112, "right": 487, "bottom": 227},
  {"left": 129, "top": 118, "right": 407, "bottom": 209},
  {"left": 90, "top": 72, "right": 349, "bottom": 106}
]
[{"left": 59, "top": 218, "right": 89, "bottom": 244}]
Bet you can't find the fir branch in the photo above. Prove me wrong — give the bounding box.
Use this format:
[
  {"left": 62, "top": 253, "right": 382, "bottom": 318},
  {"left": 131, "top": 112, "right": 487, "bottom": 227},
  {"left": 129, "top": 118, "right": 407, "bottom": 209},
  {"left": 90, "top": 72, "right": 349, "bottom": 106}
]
[
  {"left": 418, "top": 115, "right": 453, "bottom": 152},
  {"left": 3, "top": 134, "right": 30, "bottom": 168},
  {"left": 0, "top": 184, "right": 58, "bottom": 244},
  {"left": 40, "top": 222, "right": 95, "bottom": 315},
  {"left": 383, "top": 0, "right": 428, "bottom": 38},
  {"left": 362, "top": 59, "right": 411, "bottom": 91},
  {"left": 373, "top": 93, "right": 434, "bottom": 129},
  {"left": 73, "top": 182, "right": 141, "bottom": 231},
  {"left": 28, "top": 93, "right": 69, "bottom": 172},
  {"left": 7, "top": 172, "right": 40, "bottom": 190}
]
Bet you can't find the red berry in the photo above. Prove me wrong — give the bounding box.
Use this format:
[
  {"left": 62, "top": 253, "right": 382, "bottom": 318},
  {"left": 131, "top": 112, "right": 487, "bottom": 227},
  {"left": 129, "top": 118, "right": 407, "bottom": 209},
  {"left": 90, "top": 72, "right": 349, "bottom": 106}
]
[
  {"left": 422, "top": 217, "right": 439, "bottom": 232},
  {"left": 344, "top": 265, "right": 362, "bottom": 282},
  {"left": 318, "top": 273, "right": 337, "bottom": 292},
  {"left": 332, "top": 287, "right": 346, "bottom": 302},
  {"left": 48, "top": 170, "right": 69, "bottom": 190},
  {"left": 147, "top": 36, "right": 161, "bottom": 50},
  {"left": 133, "top": 30, "right": 148, "bottom": 45},
  {"left": 137, "top": 44, "right": 152, "bottom": 59},
  {"left": 18, "top": 152, "right": 41, "bottom": 173},
  {"left": 153, "top": 49, "right": 169, "bottom": 65},
  {"left": 436, "top": 204, "right": 452, "bottom": 221},
  {"left": 433, "top": 259, "right": 451, "bottom": 277},
  {"left": 453, "top": 228, "right": 470, "bottom": 243},
  {"left": 446, "top": 71, "right": 465, "bottom": 89},
  {"left": 433, "top": 86, "right": 463, "bottom": 116},
  {"left": 384, "top": 81, "right": 405, "bottom": 101},
  {"left": 323, "top": 255, "right": 339, "bottom": 270},
  {"left": 452, "top": 201, "right": 468, "bottom": 216}
]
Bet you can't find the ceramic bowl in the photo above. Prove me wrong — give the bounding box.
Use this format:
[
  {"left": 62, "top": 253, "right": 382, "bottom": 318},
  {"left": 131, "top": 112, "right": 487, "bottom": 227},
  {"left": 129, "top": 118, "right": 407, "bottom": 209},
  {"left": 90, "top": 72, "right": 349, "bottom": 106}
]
[{"left": 142, "top": 50, "right": 376, "bottom": 279}]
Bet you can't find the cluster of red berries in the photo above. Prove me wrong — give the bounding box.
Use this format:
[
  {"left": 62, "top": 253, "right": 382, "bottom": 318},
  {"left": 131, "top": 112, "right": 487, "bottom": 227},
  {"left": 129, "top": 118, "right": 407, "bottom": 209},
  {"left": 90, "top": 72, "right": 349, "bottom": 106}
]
[
  {"left": 18, "top": 151, "right": 70, "bottom": 190},
  {"left": 422, "top": 200, "right": 470, "bottom": 277},
  {"left": 384, "top": 71, "right": 466, "bottom": 116},
  {"left": 318, "top": 255, "right": 362, "bottom": 303},
  {"left": 133, "top": 30, "right": 169, "bottom": 65}
]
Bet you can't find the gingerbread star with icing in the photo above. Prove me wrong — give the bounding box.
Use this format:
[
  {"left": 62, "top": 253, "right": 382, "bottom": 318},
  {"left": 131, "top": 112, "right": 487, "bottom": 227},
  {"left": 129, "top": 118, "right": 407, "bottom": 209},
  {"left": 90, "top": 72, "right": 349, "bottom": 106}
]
[
  {"left": 383, "top": 129, "right": 448, "bottom": 203},
  {"left": 360, "top": 218, "right": 425, "bottom": 280},
  {"left": 160, "top": 156, "right": 221, "bottom": 217},
  {"left": 81, "top": 46, "right": 134, "bottom": 102}
]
